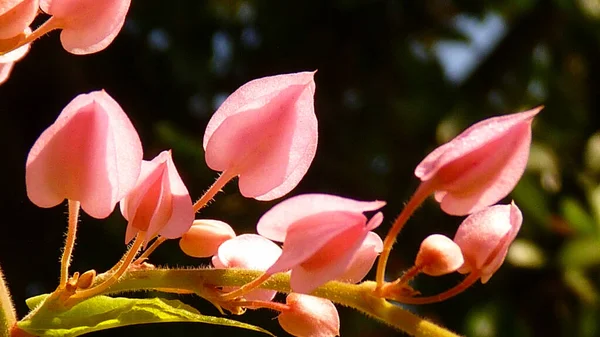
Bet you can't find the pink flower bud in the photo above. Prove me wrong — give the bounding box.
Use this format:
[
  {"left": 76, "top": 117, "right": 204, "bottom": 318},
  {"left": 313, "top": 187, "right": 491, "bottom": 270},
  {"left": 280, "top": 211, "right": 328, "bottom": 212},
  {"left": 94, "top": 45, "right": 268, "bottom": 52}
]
[
  {"left": 179, "top": 219, "right": 236, "bottom": 258},
  {"left": 26, "top": 90, "right": 143, "bottom": 219},
  {"left": 203, "top": 71, "right": 317, "bottom": 201},
  {"left": 415, "top": 107, "right": 541, "bottom": 215},
  {"left": 257, "top": 193, "right": 385, "bottom": 294},
  {"left": 212, "top": 234, "right": 282, "bottom": 301},
  {"left": 278, "top": 293, "right": 340, "bottom": 337},
  {"left": 120, "top": 151, "right": 194, "bottom": 244},
  {"left": 415, "top": 234, "right": 464, "bottom": 276},
  {"left": 453, "top": 202, "right": 522, "bottom": 283},
  {"left": 40, "top": 0, "right": 131, "bottom": 54},
  {"left": 0, "top": 0, "right": 38, "bottom": 39}
]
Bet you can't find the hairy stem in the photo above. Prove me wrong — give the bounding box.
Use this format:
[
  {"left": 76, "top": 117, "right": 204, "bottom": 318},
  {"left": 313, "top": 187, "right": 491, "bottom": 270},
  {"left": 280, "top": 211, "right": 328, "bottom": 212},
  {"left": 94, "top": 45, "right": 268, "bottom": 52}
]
[
  {"left": 66, "top": 234, "right": 145, "bottom": 304},
  {"left": 60, "top": 200, "right": 80, "bottom": 287},
  {"left": 376, "top": 182, "right": 432, "bottom": 291},
  {"left": 192, "top": 171, "right": 236, "bottom": 213},
  {"left": 134, "top": 236, "right": 167, "bottom": 264},
  {"left": 0, "top": 17, "right": 61, "bottom": 55},
  {"left": 0, "top": 266, "right": 16, "bottom": 337},
  {"left": 389, "top": 272, "right": 480, "bottom": 305},
  {"left": 48, "top": 268, "right": 463, "bottom": 337}
]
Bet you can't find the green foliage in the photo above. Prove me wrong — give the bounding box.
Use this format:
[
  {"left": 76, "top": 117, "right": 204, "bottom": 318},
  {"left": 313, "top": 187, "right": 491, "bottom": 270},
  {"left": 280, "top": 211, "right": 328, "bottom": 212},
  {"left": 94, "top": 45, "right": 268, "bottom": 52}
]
[{"left": 19, "top": 295, "right": 273, "bottom": 337}]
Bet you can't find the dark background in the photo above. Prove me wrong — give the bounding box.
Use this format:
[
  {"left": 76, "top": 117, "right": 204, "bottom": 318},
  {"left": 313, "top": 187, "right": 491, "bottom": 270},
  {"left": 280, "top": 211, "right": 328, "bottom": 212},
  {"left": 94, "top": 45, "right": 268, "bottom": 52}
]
[{"left": 2, "top": 0, "right": 600, "bottom": 336}]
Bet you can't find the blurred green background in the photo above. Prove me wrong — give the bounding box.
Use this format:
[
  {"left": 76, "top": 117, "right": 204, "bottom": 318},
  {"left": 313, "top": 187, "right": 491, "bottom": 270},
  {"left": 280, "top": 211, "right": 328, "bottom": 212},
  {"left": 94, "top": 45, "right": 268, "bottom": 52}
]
[{"left": 2, "top": 0, "right": 600, "bottom": 336}]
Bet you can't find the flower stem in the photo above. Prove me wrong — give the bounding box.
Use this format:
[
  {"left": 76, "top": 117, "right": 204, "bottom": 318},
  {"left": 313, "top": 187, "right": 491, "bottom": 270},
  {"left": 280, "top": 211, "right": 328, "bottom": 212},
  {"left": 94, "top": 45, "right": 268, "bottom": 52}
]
[
  {"left": 0, "top": 266, "right": 16, "bottom": 337},
  {"left": 66, "top": 233, "right": 145, "bottom": 304},
  {"left": 235, "top": 299, "right": 290, "bottom": 312},
  {"left": 55, "top": 268, "right": 463, "bottom": 337},
  {"left": 0, "top": 17, "right": 61, "bottom": 55},
  {"left": 218, "top": 273, "right": 271, "bottom": 301},
  {"left": 390, "top": 272, "right": 480, "bottom": 305},
  {"left": 134, "top": 236, "right": 167, "bottom": 264},
  {"left": 60, "top": 200, "right": 80, "bottom": 288},
  {"left": 192, "top": 171, "right": 236, "bottom": 213},
  {"left": 375, "top": 182, "right": 432, "bottom": 292}
]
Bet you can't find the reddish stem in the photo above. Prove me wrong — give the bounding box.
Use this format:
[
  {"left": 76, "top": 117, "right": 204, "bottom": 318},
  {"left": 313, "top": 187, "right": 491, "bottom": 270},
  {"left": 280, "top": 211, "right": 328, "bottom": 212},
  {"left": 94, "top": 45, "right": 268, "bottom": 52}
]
[
  {"left": 375, "top": 182, "right": 433, "bottom": 292},
  {"left": 390, "top": 272, "right": 480, "bottom": 305},
  {"left": 192, "top": 171, "right": 236, "bottom": 213}
]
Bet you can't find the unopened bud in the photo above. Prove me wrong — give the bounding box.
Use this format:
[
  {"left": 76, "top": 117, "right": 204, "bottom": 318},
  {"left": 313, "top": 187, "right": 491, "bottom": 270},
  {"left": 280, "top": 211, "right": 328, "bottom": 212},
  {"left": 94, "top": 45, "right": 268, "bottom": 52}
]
[
  {"left": 77, "top": 269, "right": 96, "bottom": 289},
  {"left": 179, "top": 220, "right": 236, "bottom": 258},
  {"left": 278, "top": 293, "right": 340, "bottom": 337},
  {"left": 453, "top": 202, "right": 522, "bottom": 283},
  {"left": 415, "top": 234, "right": 464, "bottom": 276}
]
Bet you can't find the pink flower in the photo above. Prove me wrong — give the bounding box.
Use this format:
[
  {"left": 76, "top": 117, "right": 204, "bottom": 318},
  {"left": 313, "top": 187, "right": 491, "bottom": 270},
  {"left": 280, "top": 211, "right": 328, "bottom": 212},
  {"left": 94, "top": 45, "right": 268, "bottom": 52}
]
[
  {"left": 212, "top": 234, "right": 282, "bottom": 301},
  {"left": 453, "top": 202, "right": 522, "bottom": 283},
  {"left": 203, "top": 71, "right": 317, "bottom": 201},
  {"left": 120, "top": 151, "right": 194, "bottom": 244},
  {"left": 257, "top": 194, "right": 385, "bottom": 294},
  {"left": 278, "top": 293, "right": 340, "bottom": 337},
  {"left": 39, "top": 0, "right": 131, "bottom": 54},
  {"left": 179, "top": 219, "right": 236, "bottom": 258},
  {"left": 26, "top": 90, "right": 143, "bottom": 219},
  {"left": 0, "top": 0, "right": 38, "bottom": 39},
  {"left": 415, "top": 234, "right": 464, "bottom": 276},
  {"left": 337, "top": 231, "right": 383, "bottom": 283},
  {"left": 415, "top": 107, "right": 541, "bottom": 215}
]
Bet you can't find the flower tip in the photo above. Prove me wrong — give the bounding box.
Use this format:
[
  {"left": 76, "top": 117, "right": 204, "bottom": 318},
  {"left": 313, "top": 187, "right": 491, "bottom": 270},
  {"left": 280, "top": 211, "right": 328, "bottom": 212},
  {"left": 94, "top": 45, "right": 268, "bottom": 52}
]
[
  {"left": 278, "top": 293, "right": 340, "bottom": 337},
  {"left": 366, "top": 211, "right": 384, "bottom": 230}
]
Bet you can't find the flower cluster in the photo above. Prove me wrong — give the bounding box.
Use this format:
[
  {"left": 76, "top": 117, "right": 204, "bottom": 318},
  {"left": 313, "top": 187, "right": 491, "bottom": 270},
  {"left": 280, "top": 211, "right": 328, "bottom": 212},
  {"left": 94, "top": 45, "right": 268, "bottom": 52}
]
[
  {"left": 3, "top": 3, "right": 542, "bottom": 335},
  {"left": 21, "top": 67, "right": 539, "bottom": 335}
]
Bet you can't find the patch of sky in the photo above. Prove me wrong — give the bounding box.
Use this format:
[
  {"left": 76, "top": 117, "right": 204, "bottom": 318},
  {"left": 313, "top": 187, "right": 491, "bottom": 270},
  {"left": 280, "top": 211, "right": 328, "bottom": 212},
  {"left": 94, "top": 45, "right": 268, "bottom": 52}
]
[
  {"left": 211, "top": 31, "right": 233, "bottom": 76},
  {"left": 147, "top": 28, "right": 170, "bottom": 52},
  {"left": 433, "top": 12, "right": 507, "bottom": 85}
]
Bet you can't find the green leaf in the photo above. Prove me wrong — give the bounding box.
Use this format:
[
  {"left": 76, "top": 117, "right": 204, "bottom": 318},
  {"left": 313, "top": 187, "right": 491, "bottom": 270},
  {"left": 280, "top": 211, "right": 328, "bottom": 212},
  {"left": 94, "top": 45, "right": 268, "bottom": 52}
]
[
  {"left": 559, "top": 197, "right": 597, "bottom": 236},
  {"left": 19, "top": 295, "right": 274, "bottom": 337},
  {"left": 558, "top": 237, "right": 600, "bottom": 269}
]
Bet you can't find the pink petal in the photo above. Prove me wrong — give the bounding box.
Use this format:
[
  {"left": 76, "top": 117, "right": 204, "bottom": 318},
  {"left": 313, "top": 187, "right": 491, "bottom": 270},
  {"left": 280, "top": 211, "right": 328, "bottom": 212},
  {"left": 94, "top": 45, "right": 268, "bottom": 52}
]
[
  {"left": 0, "top": 0, "right": 23, "bottom": 15},
  {"left": 288, "top": 224, "right": 368, "bottom": 293},
  {"left": 265, "top": 211, "right": 367, "bottom": 274},
  {"left": 26, "top": 90, "right": 143, "bottom": 219},
  {"left": 0, "top": 0, "right": 37, "bottom": 39},
  {"left": 337, "top": 230, "right": 383, "bottom": 283},
  {"left": 415, "top": 107, "right": 540, "bottom": 215},
  {"left": 257, "top": 193, "right": 385, "bottom": 242},
  {"left": 155, "top": 152, "right": 195, "bottom": 239},
  {"left": 212, "top": 234, "right": 282, "bottom": 301},
  {"left": 0, "top": 61, "right": 14, "bottom": 84},
  {"left": 453, "top": 202, "right": 522, "bottom": 283},
  {"left": 40, "top": 0, "right": 131, "bottom": 54},
  {"left": 278, "top": 293, "right": 340, "bottom": 337},
  {"left": 203, "top": 72, "right": 317, "bottom": 201}
]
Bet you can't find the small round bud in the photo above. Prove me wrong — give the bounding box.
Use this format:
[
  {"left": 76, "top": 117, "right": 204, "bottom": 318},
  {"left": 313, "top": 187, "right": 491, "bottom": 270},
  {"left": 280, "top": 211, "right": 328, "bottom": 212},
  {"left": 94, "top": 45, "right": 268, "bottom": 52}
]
[
  {"left": 415, "top": 234, "right": 464, "bottom": 276},
  {"left": 278, "top": 293, "right": 340, "bottom": 337},
  {"left": 454, "top": 202, "right": 522, "bottom": 283},
  {"left": 77, "top": 269, "right": 96, "bottom": 289},
  {"left": 179, "top": 219, "right": 236, "bottom": 258}
]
